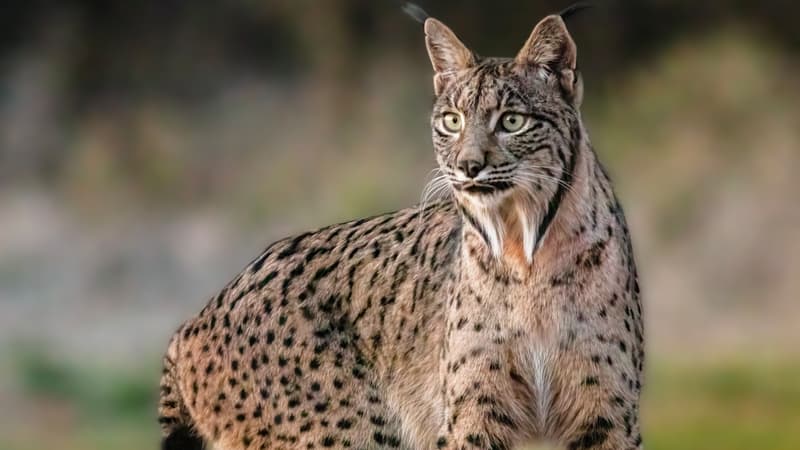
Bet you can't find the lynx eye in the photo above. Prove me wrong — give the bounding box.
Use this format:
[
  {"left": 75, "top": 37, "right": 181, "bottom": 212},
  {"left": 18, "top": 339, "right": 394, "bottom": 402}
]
[
  {"left": 442, "top": 112, "right": 463, "bottom": 133},
  {"left": 500, "top": 113, "right": 527, "bottom": 133}
]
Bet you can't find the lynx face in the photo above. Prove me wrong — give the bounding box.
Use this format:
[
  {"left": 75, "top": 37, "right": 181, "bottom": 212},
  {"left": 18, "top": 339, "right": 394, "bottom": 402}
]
[
  {"left": 425, "top": 16, "right": 585, "bottom": 262},
  {"left": 431, "top": 61, "right": 574, "bottom": 201}
]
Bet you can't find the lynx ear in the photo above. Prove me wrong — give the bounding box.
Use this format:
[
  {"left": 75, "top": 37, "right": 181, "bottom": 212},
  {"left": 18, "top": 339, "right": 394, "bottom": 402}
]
[
  {"left": 424, "top": 18, "right": 475, "bottom": 95},
  {"left": 516, "top": 15, "right": 577, "bottom": 71},
  {"left": 515, "top": 15, "right": 581, "bottom": 104}
]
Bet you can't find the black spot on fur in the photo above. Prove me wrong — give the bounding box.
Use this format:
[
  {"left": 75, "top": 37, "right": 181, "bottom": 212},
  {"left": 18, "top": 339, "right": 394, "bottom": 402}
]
[
  {"left": 161, "top": 426, "right": 203, "bottom": 450},
  {"left": 568, "top": 416, "right": 614, "bottom": 450}
]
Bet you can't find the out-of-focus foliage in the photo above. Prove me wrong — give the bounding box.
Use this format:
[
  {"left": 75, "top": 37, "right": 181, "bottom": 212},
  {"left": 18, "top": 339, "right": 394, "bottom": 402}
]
[{"left": 0, "top": 1, "right": 798, "bottom": 449}]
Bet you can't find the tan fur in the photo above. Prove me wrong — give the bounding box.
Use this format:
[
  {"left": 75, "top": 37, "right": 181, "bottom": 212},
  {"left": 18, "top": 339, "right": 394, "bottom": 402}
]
[{"left": 159, "top": 13, "right": 643, "bottom": 450}]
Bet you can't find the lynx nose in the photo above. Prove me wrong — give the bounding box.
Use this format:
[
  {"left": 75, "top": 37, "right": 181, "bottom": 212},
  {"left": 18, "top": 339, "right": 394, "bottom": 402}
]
[{"left": 457, "top": 159, "right": 484, "bottom": 179}]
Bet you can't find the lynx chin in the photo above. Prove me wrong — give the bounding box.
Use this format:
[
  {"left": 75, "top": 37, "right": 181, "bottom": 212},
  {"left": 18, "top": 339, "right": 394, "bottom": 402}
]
[{"left": 159, "top": 11, "right": 644, "bottom": 450}]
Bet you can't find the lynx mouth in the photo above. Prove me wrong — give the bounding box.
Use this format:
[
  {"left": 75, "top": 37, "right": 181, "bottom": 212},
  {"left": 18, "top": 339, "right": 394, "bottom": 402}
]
[{"left": 453, "top": 181, "right": 515, "bottom": 195}]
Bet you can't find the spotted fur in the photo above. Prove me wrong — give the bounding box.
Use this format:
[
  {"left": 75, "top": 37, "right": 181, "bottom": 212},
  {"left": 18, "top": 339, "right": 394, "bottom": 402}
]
[{"left": 159, "top": 13, "right": 643, "bottom": 450}]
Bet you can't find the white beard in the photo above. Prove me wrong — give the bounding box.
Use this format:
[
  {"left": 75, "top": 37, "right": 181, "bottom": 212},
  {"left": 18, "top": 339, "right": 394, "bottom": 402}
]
[{"left": 457, "top": 187, "right": 547, "bottom": 264}]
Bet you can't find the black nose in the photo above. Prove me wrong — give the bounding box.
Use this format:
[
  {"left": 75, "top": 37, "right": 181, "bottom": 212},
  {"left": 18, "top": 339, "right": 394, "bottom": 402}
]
[{"left": 457, "top": 159, "right": 484, "bottom": 179}]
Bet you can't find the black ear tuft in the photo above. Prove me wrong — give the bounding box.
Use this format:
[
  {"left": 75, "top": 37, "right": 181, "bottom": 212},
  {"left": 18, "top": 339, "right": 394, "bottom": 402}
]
[
  {"left": 559, "top": 2, "right": 594, "bottom": 22},
  {"left": 162, "top": 426, "right": 204, "bottom": 450},
  {"left": 402, "top": 2, "right": 430, "bottom": 24}
]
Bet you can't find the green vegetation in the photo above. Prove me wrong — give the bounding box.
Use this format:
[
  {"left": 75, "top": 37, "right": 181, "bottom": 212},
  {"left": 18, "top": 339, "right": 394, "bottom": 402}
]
[
  {"left": 1, "top": 351, "right": 159, "bottom": 450},
  {"left": 644, "top": 361, "right": 800, "bottom": 450},
  {"left": 3, "top": 352, "right": 798, "bottom": 450}
]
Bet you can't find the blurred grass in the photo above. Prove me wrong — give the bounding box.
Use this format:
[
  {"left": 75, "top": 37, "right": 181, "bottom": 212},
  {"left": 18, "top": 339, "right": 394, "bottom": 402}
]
[
  {"left": 1, "top": 349, "right": 159, "bottom": 450},
  {"left": 2, "top": 351, "right": 799, "bottom": 450},
  {"left": 644, "top": 361, "right": 800, "bottom": 450}
]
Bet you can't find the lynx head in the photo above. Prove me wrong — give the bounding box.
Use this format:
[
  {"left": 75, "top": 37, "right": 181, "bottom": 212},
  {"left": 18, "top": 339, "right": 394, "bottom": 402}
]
[{"left": 424, "top": 14, "right": 586, "bottom": 265}]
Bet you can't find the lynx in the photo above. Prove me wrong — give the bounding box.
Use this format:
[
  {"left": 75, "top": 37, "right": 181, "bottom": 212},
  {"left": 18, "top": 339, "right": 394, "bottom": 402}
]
[{"left": 159, "top": 11, "right": 644, "bottom": 450}]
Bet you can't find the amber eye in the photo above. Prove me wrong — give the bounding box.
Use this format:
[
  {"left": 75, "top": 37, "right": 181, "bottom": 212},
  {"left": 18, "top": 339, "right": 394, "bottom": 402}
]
[
  {"left": 500, "top": 113, "right": 526, "bottom": 133},
  {"left": 442, "top": 112, "right": 463, "bottom": 133}
]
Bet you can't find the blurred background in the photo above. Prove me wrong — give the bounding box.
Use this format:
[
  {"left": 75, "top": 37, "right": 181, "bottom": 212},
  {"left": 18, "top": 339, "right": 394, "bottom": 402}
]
[{"left": 1, "top": 1, "right": 798, "bottom": 449}]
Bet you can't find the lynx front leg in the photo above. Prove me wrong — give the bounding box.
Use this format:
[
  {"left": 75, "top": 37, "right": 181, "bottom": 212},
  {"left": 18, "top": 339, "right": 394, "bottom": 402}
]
[
  {"left": 549, "top": 351, "right": 644, "bottom": 450},
  {"left": 436, "top": 342, "right": 534, "bottom": 450},
  {"left": 560, "top": 409, "right": 642, "bottom": 450}
]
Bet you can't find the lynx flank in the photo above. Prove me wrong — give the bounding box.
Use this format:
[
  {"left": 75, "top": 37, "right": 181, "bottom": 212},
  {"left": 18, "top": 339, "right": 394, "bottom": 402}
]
[{"left": 159, "top": 13, "right": 644, "bottom": 450}]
